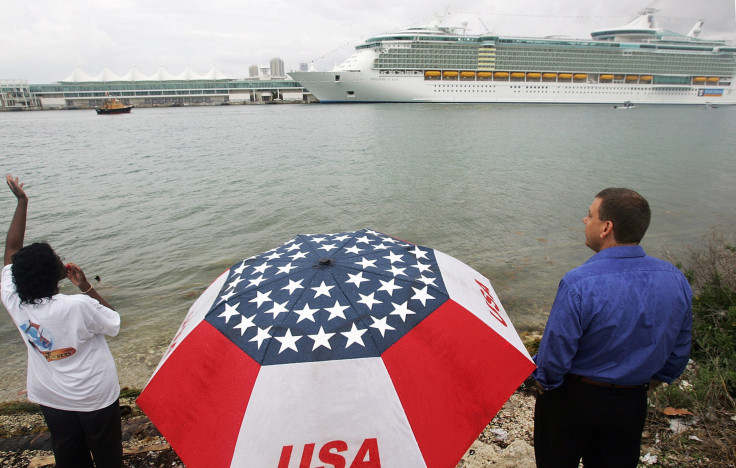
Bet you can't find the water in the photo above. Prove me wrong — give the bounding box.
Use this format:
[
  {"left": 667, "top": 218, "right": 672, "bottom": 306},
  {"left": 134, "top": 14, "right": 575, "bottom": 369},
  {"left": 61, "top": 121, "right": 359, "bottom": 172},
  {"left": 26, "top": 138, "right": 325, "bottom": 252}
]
[{"left": 1, "top": 103, "right": 735, "bottom": 401}]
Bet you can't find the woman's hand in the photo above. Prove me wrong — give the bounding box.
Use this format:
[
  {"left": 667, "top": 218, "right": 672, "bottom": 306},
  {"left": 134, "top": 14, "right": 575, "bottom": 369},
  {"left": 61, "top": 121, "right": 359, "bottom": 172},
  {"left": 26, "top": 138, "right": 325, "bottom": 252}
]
[
  {"left": 65, "top": 262, "right": 91, "bottom": 291},
  {"left": 6, "top": 175, "right": 28, "bottom": 202}
]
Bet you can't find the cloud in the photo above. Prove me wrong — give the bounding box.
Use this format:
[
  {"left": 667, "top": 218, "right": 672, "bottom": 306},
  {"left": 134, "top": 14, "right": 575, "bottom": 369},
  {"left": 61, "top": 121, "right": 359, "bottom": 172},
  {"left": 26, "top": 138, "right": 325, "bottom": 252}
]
[{"left": 0, "top": 0, "right": 733, "bottom": 83}]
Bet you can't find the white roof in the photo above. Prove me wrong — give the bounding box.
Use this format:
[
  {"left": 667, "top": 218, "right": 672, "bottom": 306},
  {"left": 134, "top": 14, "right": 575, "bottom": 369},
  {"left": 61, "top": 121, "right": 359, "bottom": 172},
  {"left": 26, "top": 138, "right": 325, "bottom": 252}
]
[{"left": 60, "top": 66, "right": 231, "bottom": 83}]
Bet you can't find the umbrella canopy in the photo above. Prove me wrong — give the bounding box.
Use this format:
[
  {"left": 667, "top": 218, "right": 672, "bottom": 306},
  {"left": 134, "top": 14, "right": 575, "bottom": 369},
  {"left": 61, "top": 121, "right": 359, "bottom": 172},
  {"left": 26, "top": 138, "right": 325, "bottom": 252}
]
[{"left": 137, "top": 228, "right": 535, "bottom": 468}]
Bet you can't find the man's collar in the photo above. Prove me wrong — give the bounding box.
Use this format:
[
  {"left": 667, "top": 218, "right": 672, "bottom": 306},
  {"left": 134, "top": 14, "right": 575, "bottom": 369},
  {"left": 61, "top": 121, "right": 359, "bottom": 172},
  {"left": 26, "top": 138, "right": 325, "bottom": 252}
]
[{"left": 586, "top": 245, "right": 646, "bottom": 263}]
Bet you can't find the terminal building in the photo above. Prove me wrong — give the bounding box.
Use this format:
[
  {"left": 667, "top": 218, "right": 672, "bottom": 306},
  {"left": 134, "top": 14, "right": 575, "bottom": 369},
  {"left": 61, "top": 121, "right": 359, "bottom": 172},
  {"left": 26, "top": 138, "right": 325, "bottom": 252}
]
[{"left": 1, "top": 61, "right": 313, "bottom": 111}]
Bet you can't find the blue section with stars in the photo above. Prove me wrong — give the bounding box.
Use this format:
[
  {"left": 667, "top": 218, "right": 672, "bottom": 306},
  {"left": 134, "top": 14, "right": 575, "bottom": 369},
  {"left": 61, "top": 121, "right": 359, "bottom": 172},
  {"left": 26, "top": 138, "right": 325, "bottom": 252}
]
[{"left": 204, "top": 229, "right": 449, "bottom": 366}]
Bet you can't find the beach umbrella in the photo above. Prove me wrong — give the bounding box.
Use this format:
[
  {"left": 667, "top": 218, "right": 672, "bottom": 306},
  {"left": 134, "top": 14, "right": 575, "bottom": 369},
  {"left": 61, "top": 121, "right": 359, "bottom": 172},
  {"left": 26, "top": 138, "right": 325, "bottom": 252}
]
[{"left": 137, "top": 228, "right": 535, "bottom": 468}]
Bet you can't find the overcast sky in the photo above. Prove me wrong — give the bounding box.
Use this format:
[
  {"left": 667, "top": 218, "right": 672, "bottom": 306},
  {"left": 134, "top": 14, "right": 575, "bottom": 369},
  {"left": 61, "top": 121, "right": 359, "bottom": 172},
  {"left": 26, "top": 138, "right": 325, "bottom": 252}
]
[{"left": 2, "top": 0, "right": 734, "bottom": 83}]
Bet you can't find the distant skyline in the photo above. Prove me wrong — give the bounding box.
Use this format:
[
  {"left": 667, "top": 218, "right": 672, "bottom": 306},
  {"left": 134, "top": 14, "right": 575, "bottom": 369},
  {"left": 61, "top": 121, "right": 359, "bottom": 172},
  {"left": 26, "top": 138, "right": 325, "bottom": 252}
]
[{"left": 1, "top": 0, "right": 734, "bottom": 84}]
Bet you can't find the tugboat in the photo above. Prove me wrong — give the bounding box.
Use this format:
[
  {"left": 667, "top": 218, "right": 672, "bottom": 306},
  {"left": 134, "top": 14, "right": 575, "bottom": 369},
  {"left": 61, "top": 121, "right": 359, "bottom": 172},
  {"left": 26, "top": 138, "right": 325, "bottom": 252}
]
[{"left": 96, "top": 97, "right": 133, "bottom": 115}]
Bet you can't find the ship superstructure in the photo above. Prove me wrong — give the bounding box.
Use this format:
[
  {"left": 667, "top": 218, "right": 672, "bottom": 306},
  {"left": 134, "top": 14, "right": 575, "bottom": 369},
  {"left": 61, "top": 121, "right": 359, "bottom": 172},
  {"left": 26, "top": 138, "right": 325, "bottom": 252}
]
[{"left": 289, "top": 9, "right": 736, "bottom": 104}]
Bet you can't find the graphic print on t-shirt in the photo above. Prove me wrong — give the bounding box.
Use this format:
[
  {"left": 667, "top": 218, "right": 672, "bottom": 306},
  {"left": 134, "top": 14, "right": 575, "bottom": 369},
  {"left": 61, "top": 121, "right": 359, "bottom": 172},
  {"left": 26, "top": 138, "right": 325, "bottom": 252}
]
[{"left": 20, "top": 320, "right": 76, "bottom": 362}]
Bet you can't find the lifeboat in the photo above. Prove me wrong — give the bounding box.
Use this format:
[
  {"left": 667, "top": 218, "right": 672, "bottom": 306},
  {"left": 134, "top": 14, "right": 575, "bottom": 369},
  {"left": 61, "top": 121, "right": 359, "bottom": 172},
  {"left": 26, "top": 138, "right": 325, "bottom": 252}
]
[
  {"left": 625, "top": 75, "right": 639, "bottom": 81},
  {"left": 493, "top": 72, "right": 509, "bottom": 79},
  {"left": 477, "top": 71, "right": 492, "bottom": 79},
  {"left": 600, "top": 74, "right": 614, "bottom": 80},
  {"left": 640, "top": 75, "right": 653, "bottom": 81},
  {"left": 614, "top": 75, "right": 624, "bottom": 80},
  {"left": 443, "top": 71, "right": 459, "bottom": 78},
  {"left": 693, "top": 76, "right": 707, "bottom": 83},
  {"left": 424, "top": 71, "right": 441, "bottom": 78},
  {"left": 707, "top": 77, "right": 720, "bottom": 83},
  {"left": 510, "top": 72, "right": 525, "bottom": 79},
  {"left": 95, "top": 98, "right": 133, "bottom": 115},
  {"left": 573, "top": 74, "right": 588, "bottom": 80},
  {"left": 526, "top": 72, "right": 541, "bottom": 79},
  {"left": 558, "top": 73, "right": 572, "bottom": 80},
  {"left": 542, "top": 73, "right": 557, "bottom": 80},
  {"left": 460, "top": 71, "right": 476, "bottom": 78}
]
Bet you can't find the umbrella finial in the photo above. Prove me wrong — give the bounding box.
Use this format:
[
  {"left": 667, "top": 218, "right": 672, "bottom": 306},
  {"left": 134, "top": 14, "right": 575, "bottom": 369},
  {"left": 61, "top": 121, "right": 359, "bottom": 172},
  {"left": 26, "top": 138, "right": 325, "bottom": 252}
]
[{"left": 317, "top": 258, "right": 333, "bottom": 267}]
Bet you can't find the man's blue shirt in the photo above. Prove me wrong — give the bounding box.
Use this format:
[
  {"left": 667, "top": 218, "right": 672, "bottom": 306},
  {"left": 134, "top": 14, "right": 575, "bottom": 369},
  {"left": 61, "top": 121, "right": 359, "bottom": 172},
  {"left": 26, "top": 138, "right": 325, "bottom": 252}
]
[{"left": 533, "top": 245, "right": 692, "bottom": 390}]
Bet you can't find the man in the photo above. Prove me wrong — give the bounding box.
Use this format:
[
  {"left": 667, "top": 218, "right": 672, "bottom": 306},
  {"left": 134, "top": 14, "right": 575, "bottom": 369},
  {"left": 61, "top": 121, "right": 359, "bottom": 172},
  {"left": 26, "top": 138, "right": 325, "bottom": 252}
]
[
  {"left": 2, "top": 175, "right": 123, "bottom": 468},
  {"left": 533, "top": 188, "right": 692, "bottom": 468}
]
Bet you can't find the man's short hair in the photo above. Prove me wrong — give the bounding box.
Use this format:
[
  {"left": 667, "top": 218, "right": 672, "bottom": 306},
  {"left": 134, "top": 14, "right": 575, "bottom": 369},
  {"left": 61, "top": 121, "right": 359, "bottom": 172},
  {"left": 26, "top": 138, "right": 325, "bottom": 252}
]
[{"left": 596, "top": 188, "right": 651, "bottom": 244}]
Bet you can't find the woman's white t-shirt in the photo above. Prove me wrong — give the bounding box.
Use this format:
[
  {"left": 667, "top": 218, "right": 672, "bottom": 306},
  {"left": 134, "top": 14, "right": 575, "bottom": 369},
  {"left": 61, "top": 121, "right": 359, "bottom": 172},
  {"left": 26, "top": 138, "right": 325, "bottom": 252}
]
[{"left": 1, "top": 264, "right": 120, "bottom": 411}]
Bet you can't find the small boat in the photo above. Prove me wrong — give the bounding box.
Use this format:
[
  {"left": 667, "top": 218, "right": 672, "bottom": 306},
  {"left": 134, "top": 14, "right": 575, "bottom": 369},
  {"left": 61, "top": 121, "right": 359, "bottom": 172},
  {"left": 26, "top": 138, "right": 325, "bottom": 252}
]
[
  {"left": 96, "top": 98, "right": 133, "bottom": 115},
  {"left": 614, "top": 101, "right": 636, "bottom": 109}
]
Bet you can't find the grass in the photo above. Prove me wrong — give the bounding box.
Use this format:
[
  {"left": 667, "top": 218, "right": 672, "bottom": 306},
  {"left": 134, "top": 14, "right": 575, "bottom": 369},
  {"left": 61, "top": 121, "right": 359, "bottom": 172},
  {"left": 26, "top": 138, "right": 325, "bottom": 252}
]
[{"left": 647, "top": 229, "right": 736, "bottom": 467}]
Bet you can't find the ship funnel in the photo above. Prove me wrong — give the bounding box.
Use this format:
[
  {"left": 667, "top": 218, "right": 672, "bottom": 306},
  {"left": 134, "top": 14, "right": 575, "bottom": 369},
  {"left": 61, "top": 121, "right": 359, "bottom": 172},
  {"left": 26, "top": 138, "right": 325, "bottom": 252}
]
[{"left": 687, "top": 20, "right": 704, "bottom": 37}]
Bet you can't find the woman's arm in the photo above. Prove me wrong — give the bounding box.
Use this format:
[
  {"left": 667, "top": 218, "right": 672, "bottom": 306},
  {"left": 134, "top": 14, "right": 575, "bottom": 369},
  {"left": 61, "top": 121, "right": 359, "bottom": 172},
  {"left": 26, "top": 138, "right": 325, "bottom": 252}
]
[{"left": 4, "top": 175, "right": 28, "bottom": 266}]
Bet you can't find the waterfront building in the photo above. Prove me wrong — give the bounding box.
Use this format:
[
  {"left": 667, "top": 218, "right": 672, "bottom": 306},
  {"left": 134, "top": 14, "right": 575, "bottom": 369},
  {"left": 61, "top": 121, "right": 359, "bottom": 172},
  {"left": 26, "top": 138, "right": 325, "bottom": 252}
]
[
  {"left": 2, "top": 66, "right": 311, "bottom": 110},
  {"left": 270, "top": 57, "right": 286, "bottom": 79}
]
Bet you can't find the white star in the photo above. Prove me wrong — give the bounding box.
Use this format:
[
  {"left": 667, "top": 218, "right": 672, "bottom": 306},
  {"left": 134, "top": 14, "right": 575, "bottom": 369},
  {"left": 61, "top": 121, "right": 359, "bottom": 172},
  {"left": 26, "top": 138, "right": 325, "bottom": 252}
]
[
  {"left": 388, "top": 265, "right": 408, "bottom": 276},
  {"left": 318, "top": 243, "right": 337, "bottom": 252},
  {"left": 417, "top": 275, "right": 438, "bottom": 286},
  {"left": 218, "top": 303, "right": 240, "bottom": 323},
  {"left": 249, "top": 325, "right": 272, "bottom": 349},
  {"left": 411, "top": 262, "right": 432, "bottom": 273},
  {"left": 411, "top": 286, "right": 435, "bottom": 306},
  {"left": 344, "top": 245, "right": 363, "bottom": 255},
  {"left": 358, "top": 292, "right": 382, "bottom": 310},
  {"left": 370, "top": 316, "right": 396, "bottom": 337},
  {"left": 374, "top": 243, "right": 390, "bottom": 250},
  {"left": 334, "top": 235, "right": 350, "bottom": 242},
  {"left": 276, "top": 262, "right": 297, "bottom": 275},
  {"left": 308, "top": 326, "right": 335, "bottom": 350},
  {"left": 253, "top": 263, "right": 272, "bottom": 274},
  {"left": 311, "top": 236, "right": 327, "bottom": 243},
  {"left": 408, "top": 245, "right": 429, "bottom": 259},
  {"left": 346, "top": 272, "right": 370, "bottom": 288},
  {"left": 282, "top": 279, "right": 304, "bottom": 294},
  {"left": 355, "top": 257, "right": 377, "bottom": 269},
  {"left": 311, "top": 281, "right": 335, "bottom": 298},
  {"left": 377, "top": 278, "right": 402, "bottom": 296},
  {"left": 233, "top": 262, "right": 248, "bottom": 275},
  {"left": 225, "top": 276, "right": 244, "bottom": 290},
  {"left": 365, "top": 230, "right": 381, "bottom": 236},
  {"left": 286, "top": 242, "right": 302, "bottom": 251},
  {"left": 326, "top": 301, "right": 350, "bottom": 320},
  {"left": 264, "top": 301, "right": 289, "bottom": 319},
  {"left": 294, "top": 304, "right": 320, "bottom": 323},
  {"left": 390, "top": 301, "right": 415, "bottom": 322},
  {"left": 218, "top": 290, "right": 236, "bottom": 302},
  {"left": 248, "top": 275, "right": 267, "bottom": 287},
  {"left": 290, "top": 251, "right": 308, "bottom": 261},
  {"left": 342, "top": 323, "right": 367, "bottom": 348},
  {"left": 249, "top": 290, "right": 273, "bottom": 307},
  {"left": 275, "top": 329, "right": 301, "bottom": 354},
  {"left": 233, "top": 314, "right": 256, "bottom": 336},
  {"left": 264, "top": 252, "right": 282, "bottom": 260},
  {"left": 384, "top": 251, "right": 404, "bottom": 263},
  {"left": 355, "top": 235, "right": 372, "bottom": 244}
]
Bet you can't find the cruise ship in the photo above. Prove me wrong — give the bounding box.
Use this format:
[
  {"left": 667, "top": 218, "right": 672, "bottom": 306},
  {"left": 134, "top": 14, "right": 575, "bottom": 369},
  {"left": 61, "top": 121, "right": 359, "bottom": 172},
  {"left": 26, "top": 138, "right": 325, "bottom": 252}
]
[{"left": 289, "top": 9, "right": 736, "bottom": 104}]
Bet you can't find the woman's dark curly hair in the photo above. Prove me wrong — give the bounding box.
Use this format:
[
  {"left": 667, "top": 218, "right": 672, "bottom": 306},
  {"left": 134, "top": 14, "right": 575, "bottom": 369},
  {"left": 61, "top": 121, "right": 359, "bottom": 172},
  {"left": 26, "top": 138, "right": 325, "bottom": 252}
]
[{"left": 11, "top": 242, "right": 66, "bottom": 305}]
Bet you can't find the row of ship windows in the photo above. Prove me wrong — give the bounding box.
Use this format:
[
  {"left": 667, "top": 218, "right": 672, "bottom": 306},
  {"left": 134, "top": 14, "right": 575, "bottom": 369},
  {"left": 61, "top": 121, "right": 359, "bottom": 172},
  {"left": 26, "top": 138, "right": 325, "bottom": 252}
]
[{"left": 431, "top": 87, "right": 698, "bottom": 94}]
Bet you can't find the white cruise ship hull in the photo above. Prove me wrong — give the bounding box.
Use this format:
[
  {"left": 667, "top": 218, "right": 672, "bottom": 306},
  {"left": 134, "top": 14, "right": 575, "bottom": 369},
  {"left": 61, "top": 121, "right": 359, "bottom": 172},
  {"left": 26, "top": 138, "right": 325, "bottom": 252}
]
[{"left": 290, "top": 70, "right": 736, "bottom": 105}]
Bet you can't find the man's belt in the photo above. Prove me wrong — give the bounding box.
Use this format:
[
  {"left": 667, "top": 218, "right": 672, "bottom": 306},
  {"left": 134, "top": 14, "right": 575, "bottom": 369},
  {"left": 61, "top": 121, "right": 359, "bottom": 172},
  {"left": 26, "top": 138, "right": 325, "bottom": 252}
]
[{"left": 567, "top": 374, "right": 647, "bottom": 389}]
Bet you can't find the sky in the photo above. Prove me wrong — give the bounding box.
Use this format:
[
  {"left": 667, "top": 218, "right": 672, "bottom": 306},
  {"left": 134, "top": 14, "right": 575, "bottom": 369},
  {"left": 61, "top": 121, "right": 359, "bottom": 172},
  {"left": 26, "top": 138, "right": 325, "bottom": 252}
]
[{"left": 1, "top": 0, "right": 735, "bottom": 83}]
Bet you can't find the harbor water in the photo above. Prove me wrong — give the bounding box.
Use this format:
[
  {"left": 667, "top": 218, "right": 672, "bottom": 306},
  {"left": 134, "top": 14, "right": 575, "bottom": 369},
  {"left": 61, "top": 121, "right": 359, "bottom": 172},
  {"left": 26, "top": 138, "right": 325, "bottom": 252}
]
[{"left": 1, "top": 103, "right": 735, "bottom": 401}]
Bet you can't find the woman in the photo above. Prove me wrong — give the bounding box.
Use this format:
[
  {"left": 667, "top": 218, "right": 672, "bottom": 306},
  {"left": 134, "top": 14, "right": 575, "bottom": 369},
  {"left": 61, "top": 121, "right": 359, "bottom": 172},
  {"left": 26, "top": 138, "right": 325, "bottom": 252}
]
[{"left": 2, "top": 175, "right": 123, "bottom": 468}]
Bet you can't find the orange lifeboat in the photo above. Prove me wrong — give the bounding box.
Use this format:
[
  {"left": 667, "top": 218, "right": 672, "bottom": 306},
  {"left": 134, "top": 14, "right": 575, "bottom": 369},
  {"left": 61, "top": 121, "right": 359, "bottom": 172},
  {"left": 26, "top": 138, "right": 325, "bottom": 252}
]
[
  {"left": 706, "top": 77, "right": 720, "bottom": 83},
  {"left": 625, "top": 75, "right": 639, "bottom": 81},
  {"left": 542, "top": 73, "right": 557, "bottom": 80},
  {"left": 558, "top": 73, "right": 572, "bottom": 80},
  {"left": 693, "top": 76, "right": 707, "bottom": 83},
  {"left": 493, "top": 72, "right": 509, "bottom": 79},
  {"left": 640, "top": 75, "right": 653, "bottom": 81},
  {"left": 510, "top": 72, "right": 525, "bottom": 79},
  {"left": 527, "top": 72, "right": 541, "bottom": 79},
  {"left": 573, "top": 73, "right": 588, "bottom": 80},
  {"left": 424, "top": 71, "right": 441, "bottom": 78},
  {"left": 460, "top": 71, "right": 476, "bottom": 78},
  {"left": 477, "top": 71, "right": 492, "bottom": 79},
  {"left": 600, "top": 74, "right": 614, "bottom": 80},
  {"left": 443, "top": 71, "right": 458, "bottom": 78}
]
